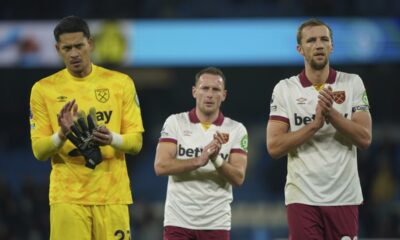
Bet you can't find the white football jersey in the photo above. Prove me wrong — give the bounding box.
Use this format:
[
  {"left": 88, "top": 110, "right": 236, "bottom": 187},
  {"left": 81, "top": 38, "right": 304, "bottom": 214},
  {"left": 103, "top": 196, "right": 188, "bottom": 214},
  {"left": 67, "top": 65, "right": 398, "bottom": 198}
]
[
  {"left": 269, "top": 69, "right": 370, "bottom": 206},
  {"left": 159, "top": 109, "right": 248, "bottom": 230}
]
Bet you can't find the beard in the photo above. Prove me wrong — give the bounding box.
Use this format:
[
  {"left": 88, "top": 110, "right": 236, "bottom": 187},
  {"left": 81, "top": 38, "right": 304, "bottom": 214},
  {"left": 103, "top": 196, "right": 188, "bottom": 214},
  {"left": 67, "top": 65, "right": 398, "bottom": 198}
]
[
  {"left": 309, "top": 57, "right": 328, "bottom": 70},
  {"left": 200, "top": 105, "right": 216, "bottom": 116}
]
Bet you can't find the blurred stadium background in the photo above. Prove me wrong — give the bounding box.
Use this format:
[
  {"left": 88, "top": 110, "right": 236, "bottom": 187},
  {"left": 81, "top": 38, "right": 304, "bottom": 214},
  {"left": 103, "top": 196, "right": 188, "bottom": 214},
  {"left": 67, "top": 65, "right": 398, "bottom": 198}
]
[{"left": 1, "top": 1, "right": 400, "bottom": 239}]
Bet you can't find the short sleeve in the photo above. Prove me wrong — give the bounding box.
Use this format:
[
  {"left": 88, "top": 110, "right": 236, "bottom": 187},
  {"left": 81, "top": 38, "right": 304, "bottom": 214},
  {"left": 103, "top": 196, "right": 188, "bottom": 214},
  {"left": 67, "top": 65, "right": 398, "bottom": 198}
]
[
  {"left": 269, "top": 81, "right": 289, "bottom": 124},
  {"left": 231, "top": 123, "right": 248, "bottom": 154},
  {"left": 352, "top": 75, "right": 370, "bottom": 113},
  {"left": 159, "top": 115, "right": 178, "bottom": 144}
]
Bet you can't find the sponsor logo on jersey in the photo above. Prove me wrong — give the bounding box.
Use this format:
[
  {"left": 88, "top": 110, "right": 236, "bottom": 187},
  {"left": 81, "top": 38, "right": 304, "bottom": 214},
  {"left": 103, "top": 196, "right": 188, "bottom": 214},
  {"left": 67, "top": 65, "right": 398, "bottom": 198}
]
[
  {"left": 294, "top": 113, "right": 315, "bottom": 125},
  {"left": 296, "top": 97, "right": 307, "bottom": 104},
  {"left": 54, "top": 110, "right": 112, "bottom": 124},
  {"left": 352, "top": 105, "right": 369, "bottom": 112},
  {"left": 294, "top": 113, "right": 348, "bottom": 126},
  {"left": 183, "top": 130, "right": 192, "bottom": 136},
  {"left": 178, "top": 144, "right": 229, "bottom": 160},
  {"left": 96, "top": 110, "right": 113, "bottom": 124},
  {"left": 57, "top": 96, "right": 68, "bottom": 102},
  {"left": 333, "top": 91, "right": 346, "bottom": 104},
  {"left": 95, "top": 89, "right": 110, "bottom": 103}
]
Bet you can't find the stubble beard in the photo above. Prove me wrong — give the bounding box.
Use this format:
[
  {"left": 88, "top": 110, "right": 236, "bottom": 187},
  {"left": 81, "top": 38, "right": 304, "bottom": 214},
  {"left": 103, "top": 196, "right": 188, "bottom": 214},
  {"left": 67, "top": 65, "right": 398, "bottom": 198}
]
[
  {"left": 69, "top": 61, "right": 90, "bottom": 77},
  {"left": 199, "top": 102, "right": 219, "bottom": 118},
  {"left": 201, "top": 106, "right": 215, "bottom": 116},
  {"left": 310, "top": 57, "right": 328, "bottom": 71}
]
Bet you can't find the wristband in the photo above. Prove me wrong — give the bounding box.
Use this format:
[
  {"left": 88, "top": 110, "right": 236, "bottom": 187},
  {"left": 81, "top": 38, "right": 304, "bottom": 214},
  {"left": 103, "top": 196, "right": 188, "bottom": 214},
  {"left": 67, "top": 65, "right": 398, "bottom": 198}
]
[
  {"left": 110, "top": 132, "right": 123, "bottom": 148},
  {"left": 52, "top": 132, "right": 66, "bottom": 148},
  {"left": 212, "top": 156, "right": 224, "bottom": 168}
]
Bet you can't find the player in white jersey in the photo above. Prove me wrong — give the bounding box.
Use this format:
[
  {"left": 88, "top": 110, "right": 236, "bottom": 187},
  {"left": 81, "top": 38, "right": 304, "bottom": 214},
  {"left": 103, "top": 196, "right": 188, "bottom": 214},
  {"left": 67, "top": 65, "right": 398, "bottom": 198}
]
[
  {"left": 155, "top": 67, "right": 248, "bottom": 240},
  {"left": 266, "top": 18, "right": 372, "bottom": 240}
]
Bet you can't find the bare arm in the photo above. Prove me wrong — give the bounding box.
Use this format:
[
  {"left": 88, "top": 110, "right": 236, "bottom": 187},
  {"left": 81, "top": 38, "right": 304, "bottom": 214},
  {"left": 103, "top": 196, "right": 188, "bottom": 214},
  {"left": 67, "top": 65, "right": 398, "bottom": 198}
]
[
  {"left": 154, "top": 141, "right": 217, "bottom": 176},
  {"left": 266, "top": 104, "right": 326, "bottom": 159},
  {"left": 215, "top": 153, "right": 247, "bottom": 187},
  {"left": 327, "top": 110, "right": 372, "bottom": 150},
  {"left": 210, "top": 131, "right": 247, "bottom": 186},
  {"left": 319, "top": 87, "right": 372, "bottom": 150},
  {"left": 57, "top": 99, "right": 78, "bottom": 139}
]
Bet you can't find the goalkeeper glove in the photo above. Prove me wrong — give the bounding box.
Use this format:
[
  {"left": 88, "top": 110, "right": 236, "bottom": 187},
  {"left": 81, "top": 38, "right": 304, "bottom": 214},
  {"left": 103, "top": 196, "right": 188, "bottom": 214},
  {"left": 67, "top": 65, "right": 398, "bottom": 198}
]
[{"left": 66, "top": 108, "right": 102, "bottom": 169}]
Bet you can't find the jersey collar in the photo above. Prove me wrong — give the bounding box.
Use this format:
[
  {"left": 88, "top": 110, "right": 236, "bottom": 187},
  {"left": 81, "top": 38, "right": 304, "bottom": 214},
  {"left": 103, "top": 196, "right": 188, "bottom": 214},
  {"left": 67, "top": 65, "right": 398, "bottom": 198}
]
[
  {"left": 189, "top": 108, "right": 224, "bottom": 126},
  {"left": 299, "top": 68, "right": 337, "bottom": 87},
  {"left": 65, "top": 63, "right": 97, "bottom": 81}
]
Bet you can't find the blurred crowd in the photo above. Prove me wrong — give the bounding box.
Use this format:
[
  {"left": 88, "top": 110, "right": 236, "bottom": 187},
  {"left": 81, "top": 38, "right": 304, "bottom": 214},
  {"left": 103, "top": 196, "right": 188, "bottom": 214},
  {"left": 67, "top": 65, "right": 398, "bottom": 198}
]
[
  {"left": 1, "top": 0, "right": 400, "bottom": 239},
  {"left": 0, "top": 178, "right": 49, "bottom": 240},
  {"left": 1, "top": 0, "right": 400, "bottom": 19}
]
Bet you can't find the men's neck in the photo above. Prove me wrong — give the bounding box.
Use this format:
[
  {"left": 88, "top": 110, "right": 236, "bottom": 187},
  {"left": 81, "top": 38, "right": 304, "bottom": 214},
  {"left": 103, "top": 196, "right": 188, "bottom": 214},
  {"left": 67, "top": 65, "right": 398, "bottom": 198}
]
[
  {"left": 304, "top": 64, "right": 330, "bottom": 85},
  {"left": 196, "top": 108, "right": 219, "bottom": 124},
  {"left": 68, "top": 63, "right": 93, "bottom": 78}
]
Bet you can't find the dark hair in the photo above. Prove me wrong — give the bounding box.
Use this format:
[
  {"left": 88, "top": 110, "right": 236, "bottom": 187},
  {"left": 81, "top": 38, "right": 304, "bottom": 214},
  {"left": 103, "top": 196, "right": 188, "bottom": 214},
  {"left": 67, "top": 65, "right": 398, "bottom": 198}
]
[
  {"left": 296, "top": 18, "right": 333, "bottom": 44},
  {"left": 53, "top": 16, "right": 91, "bottom": 42},
  {"left": 195, "top": 67, "right": 226, "bottom": 87}
]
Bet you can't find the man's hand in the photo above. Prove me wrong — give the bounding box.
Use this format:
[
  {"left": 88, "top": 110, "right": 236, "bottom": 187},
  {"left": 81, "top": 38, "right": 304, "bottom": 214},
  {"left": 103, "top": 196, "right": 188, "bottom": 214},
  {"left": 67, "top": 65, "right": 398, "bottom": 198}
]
[
  {"left": 207, "top": 139, "right": 222, "bottom": 162},
  {"left": 57, "top": 100, "right": 78, "bottom": 140},
  {"left": 92, "top": 125, "right": 113, "bottom": 146},
  {"left": 209, "top": 131, "right": 228, "bottom": 168},
  {"left": 192, "top": 140, "right": 220, "bottom": 167},
  {"left": 318, "top": 86, "right": 334, "bottom": 116},
  {"left": 214, "top": 131, "right": 229, "bottom": 144},
  {"left": 314, "top": 103, "right": 327, "bottom": 129},
  {"left": 64, "top": 107, "right": 103, "bottom": 169}
]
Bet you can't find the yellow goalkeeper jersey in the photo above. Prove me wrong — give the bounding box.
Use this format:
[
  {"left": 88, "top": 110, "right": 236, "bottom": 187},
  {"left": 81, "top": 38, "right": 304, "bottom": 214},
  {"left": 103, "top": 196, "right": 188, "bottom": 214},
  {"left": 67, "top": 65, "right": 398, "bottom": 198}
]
[{"left": 30, "top": 64, "right": 144, "bottom": 205}]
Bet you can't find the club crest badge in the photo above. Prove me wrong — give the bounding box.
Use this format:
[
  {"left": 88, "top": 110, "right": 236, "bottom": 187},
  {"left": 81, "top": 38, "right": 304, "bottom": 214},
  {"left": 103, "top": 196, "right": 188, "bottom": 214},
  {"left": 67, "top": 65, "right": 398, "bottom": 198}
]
[
  {"left": 333, "top": 91, "right": 345, "bottom": 104},
  {"left": 95, "top": 89, "right": 110, "bottom": 103}
]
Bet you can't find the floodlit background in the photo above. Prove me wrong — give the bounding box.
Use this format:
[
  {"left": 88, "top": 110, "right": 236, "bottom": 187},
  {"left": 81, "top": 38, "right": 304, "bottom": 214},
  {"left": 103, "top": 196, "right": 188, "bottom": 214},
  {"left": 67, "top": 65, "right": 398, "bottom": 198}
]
[{"left": 1, "top": 1, "right": 400, "bottom": 239}]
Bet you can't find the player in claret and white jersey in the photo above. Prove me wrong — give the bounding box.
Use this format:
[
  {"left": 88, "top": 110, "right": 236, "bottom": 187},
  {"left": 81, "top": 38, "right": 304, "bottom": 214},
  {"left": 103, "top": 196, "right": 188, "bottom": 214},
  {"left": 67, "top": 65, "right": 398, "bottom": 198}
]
[
  {"left": 266, "top": 18, "right": 372, "bottom": 240},
  {"left": 154, "top": 67, "right": 248, "bottom": 240}
]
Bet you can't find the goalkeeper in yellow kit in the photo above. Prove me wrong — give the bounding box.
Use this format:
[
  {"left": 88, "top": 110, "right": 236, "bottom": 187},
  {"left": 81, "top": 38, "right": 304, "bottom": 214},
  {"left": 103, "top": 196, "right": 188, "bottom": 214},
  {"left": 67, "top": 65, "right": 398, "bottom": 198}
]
[{"left": 29, "top": 16, "right": 144, "bottom": 240}]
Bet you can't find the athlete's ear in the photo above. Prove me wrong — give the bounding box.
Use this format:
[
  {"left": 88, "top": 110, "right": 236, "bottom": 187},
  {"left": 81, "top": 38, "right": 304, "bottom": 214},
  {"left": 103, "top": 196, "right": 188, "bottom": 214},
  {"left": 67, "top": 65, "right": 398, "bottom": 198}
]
[
  {"left": 55, "top": 43, "right": 60, "bottom": 53},
  {"left": 297, "top": 44, "right": 304, "bottom": 56},
  {"left": 192, "top": 86, "right": 197, "bottom": 99},
  {"left": 88, "top": 37, "right": 94, "bottom": 51},
  {"left": 222, "top": 90, "right": 227, "bottom": 102}
]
